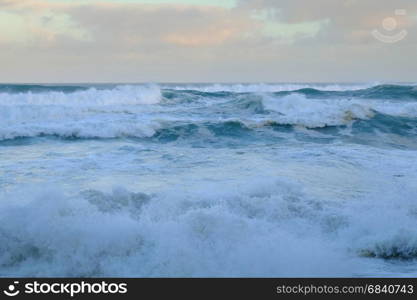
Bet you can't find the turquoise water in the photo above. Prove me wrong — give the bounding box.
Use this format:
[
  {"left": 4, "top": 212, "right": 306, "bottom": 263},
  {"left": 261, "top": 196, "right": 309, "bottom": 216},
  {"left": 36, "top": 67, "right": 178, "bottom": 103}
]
[{"left": 1, "top": 83, "right": 417, "bottom": 277}]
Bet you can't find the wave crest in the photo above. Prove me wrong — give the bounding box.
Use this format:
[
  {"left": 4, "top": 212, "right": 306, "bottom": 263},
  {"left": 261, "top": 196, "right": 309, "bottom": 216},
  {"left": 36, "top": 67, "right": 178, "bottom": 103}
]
[
  {"left": 261, "top": 94, "right": 375, "bottom": 128},
  {"left": 0, "top": 85, "right": 161, "bottom": 106}
]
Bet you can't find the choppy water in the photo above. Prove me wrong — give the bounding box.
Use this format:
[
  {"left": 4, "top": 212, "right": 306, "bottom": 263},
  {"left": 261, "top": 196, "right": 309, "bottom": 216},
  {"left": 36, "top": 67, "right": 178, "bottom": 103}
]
[{"left": 1, "top": 83, "right": 417, "bottom": 277}]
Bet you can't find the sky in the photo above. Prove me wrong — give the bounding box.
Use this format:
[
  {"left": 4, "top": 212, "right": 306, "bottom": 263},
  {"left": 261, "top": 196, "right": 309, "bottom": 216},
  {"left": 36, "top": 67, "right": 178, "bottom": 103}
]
[{"left": 0, "top": 0, "right": 416, "bottom": 83}]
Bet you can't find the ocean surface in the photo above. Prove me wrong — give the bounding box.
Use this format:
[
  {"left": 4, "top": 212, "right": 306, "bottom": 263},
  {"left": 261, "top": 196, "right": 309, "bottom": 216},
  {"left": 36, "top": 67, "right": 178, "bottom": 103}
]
[{"left": 1, "top": 82, "right": 417, "bottom": 277}]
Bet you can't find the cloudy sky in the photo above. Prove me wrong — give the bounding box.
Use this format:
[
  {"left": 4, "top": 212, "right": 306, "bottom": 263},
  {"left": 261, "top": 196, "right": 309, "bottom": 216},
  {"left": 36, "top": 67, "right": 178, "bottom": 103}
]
[{"left": 0, "top": 0, "right": 416, "bottom": 83}]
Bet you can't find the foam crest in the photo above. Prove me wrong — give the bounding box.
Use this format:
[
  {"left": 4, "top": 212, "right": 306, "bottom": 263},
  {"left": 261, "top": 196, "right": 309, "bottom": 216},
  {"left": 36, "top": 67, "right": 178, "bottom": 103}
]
[
  {"left": 0, "top": 85, "right": 161, "bottom": 106},
  {"left": 0, "top": 85, "right": 163, "bottom": 140},
  {"left": 1, "top": 163, "right": 417, "bottom": 277},
  {"left": 0, "top": 180, "right": 355, "bottom": 277},
  {"left": 166, "top": 83, "right": 378, "bottom": 93},
  {"left": 0, "top": 107, "right": 161, "bottom": 140},
  {"left": 261, "top": 94, "right": 375, "bottom": 128}
]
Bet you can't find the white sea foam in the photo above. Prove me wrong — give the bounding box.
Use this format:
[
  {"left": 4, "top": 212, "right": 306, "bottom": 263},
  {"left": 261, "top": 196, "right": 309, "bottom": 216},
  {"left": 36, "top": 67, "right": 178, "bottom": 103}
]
[
  {"left": 0, "top": 104, "right": 162, "bottom": 140},
  {"left": 1, "top": 170, "right": 417, "bottom": 277},
  {"left": 261, "top": 94, "right": 374, "bottom": 128},
  {"left": 165, "top": 83, "right": 379, "bottom": 93},
  {"left": 0, "top": 85, "right": 161, "bottom": 106},
  {"left": 1, "top": 83, "right": 417, "bottom": 278},
  {"left": 2, "top": 86, "right": 417, "bottom": 140},
  {"left": 260, "top": 94, "right": 417, "bottom": 128},
  {"left": 0, "top": 179, "right": 361, "bottom": 277},
  {"left": 0, "top": 85, "right": 163, "bottom": 140},
  {"left": 372, "top": 102, "right": 417, "bottom": 118}
]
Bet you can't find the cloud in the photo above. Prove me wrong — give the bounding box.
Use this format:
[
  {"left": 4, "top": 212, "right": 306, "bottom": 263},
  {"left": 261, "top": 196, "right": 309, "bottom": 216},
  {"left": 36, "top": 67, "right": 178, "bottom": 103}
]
[
  {"left": 0, "top": 1, "right": 257, "bottom": 47},
  {"left": 242, "top": 0, "right": 417, "bottom": 44},
  {"left": 67, "top": 3, "right": 254, "bottom": 47},
  {"left": 0, "top": 0, "right": 416, "bottom": 82},
  {"left": 0, "top": 0, "right": 92, "bottom": 46}
]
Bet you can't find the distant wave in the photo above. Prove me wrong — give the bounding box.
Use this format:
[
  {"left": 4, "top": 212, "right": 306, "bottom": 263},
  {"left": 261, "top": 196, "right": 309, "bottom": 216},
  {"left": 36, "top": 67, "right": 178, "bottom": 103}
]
[
  {"left": 1, "top": 114, "right": 417, "bottom": 143},
  {"left": 271, "top": 84, "right": 417, "bottom": 100},
  {"left": 1, "top": 83, "right": 416, "bottom": 100},
  {"left": 0, "top": 84, "right": 88, "bottom": 94},
  {"left": 163, "top": 82, "right": 381, "bottom": 93},
  {"left": 1, "top": 84, "right": 417, "bottom": 142},
  {"left": 163, "top": 84, "right": 417, "bottom": 100},
  {"left": 0, "top": 84, "right": 161, "bottom": 106}
]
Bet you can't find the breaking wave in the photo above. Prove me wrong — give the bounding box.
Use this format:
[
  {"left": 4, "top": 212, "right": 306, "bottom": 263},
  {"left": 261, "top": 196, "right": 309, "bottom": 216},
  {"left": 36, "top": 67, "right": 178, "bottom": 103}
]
[
  {"left": 2, "top": 83, "right": 417, "bottom": 277},
  {"left": 1, "top": 173, "right": 416, "bottom": 277},
  {"left": 1, "top": 87, "right": 417, "bottom": 141},
  {"left": 0, "top": 84, "right": 161, "bottom": 106},
  {"left": 163, "top": 83, "right": 380, "bottom": 93}
]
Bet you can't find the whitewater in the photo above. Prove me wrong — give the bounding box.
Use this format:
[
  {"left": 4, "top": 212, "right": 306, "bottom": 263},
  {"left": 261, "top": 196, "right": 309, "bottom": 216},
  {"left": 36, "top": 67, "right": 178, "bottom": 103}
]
[{"left": 1, "top": 83, "right": 417, "bottom": 277}]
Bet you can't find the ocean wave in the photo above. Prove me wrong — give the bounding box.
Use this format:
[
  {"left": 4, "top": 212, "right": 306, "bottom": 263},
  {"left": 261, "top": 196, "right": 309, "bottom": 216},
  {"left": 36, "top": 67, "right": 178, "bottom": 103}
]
[
  {"left": 2, "top": 82, "right": 417, "bottom": 277},
  {"left": 0, "top": 84, "right": 88, "bottom": 94},
  {"left": 164, "top": 84, "right": 417, "bottom": 101},
  {"left": 272, "top": 84, "right": 417, "bottom": 100},
  {"left": 347, "top": 200, "right": 417, "bottom": 261},
  {"left": 1, "top": 83, "right": 416, "bottom": 100},
  {"left": 1, "top": 110, "right": 417, "bottom": 143},
  {"left": 1, "top": 172, "right": 416, "bottom": 277},
  {"left": 1, "top": 86, "right": 417, "bottom": 142},
  {"left": 357, "top": 84, "right": 417, "bottom": 100},
  {"left": 261, "top": 94, "right": 375, "bottom": 128},
  {"left": 1, "top": 116, "right": 416, "bottom": 146},
  {"left": 0, "top": 179, "right": 356, "bottom": 277},
  {"left": 359, "top": 231, "right": 417, "bottom": 259},
  {"left": 163, "top": 83, "right": 380, "bottom": 93},
  {"left": 0, "top": 84, "right": 163, "bottom": 140},
  {"left": 0, "top": 84, "right": 161, "bottom": 106}
]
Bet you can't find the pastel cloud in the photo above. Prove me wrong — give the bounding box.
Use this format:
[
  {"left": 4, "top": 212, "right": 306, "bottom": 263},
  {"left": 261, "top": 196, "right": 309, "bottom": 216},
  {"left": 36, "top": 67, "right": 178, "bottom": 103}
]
[
  {"left": 0, "top": 0, "right": 91, "bottom": 46},
  {"left": 0, "top": 0, "right": 416, "bottom": 82},
  {"left": 244, "top": 0, "right": 417, "bottom": 43}
]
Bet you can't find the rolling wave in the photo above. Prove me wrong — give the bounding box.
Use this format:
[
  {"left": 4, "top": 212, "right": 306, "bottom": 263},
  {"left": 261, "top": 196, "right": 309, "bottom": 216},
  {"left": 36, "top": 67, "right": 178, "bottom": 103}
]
[
  {"left": 2, "top": 83, "right": 417, "bottom": 277},
  {"left": 271, "top": 84, "right": 417, "bottom": 100},
  {"left": 1, "top": 83, "right": 416, "bottom": 143},
  {"left": 163, "top": 82, "right": 380, "bottom": 93},
  {"left": 1, "top": 174, "right": 417, "bottom": 276},
  {"left": 0, "top": 84, "right": 161, "bottom": 106},
  {"left": 1, "top": 114, "right": 416, "bottom": 144},
  {"left": 0, "top": 84, "right": 88, "bottom": 94}
]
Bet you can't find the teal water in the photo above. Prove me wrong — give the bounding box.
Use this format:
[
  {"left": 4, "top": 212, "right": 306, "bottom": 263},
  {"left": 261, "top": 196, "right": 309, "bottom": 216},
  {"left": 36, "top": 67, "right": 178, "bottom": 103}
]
[{"left": 1, "top": 83, "right": 417, "bottom": 277}]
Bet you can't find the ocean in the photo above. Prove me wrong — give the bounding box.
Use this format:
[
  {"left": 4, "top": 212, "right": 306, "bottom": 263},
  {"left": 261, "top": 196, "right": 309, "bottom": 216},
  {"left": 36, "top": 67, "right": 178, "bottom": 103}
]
[{"left": 1, "top": 83, "right": 417, "bottom": 277}]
